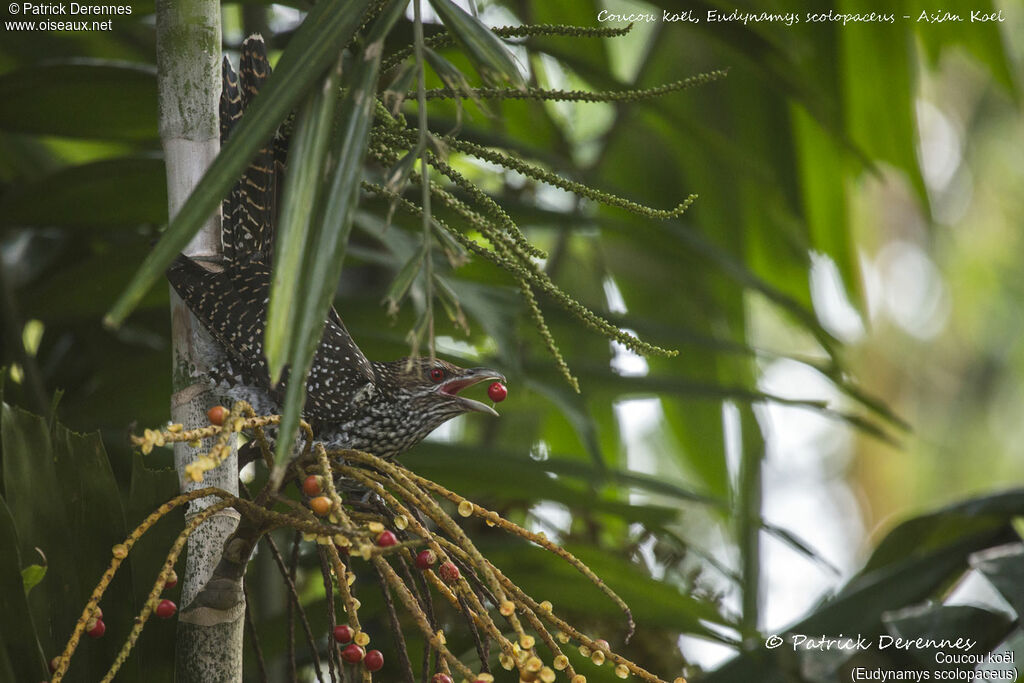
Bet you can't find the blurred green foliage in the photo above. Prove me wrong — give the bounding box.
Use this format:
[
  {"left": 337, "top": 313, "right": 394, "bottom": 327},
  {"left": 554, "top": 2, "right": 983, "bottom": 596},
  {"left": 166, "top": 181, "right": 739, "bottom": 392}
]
[{"left": 1, "top": 0, "right": 1023, "bottom": 681}]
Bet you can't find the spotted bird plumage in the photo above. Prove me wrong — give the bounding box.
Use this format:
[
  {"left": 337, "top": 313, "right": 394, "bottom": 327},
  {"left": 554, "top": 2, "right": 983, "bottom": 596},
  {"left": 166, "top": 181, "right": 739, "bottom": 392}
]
[{"left": 166, "top": 35, "right": 504, "bottom": 459}]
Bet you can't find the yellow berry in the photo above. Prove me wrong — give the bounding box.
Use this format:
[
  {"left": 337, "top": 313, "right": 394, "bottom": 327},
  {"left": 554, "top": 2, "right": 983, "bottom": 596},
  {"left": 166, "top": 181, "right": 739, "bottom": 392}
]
[
  {"left": 540, "top": 667, "right": 556, "bottom": 683},
  {"left": 458, "top": 500, "right": 474, "bottom": 517},
  {"left": 553, "top": 655, "right": 569, "bottom": 670},
  {"left": 673, "top": 678, "right": 687, "bottom": 683},
  {"left": 112, "top": 544, "right": 128, "bottom": 559},
  {"left": 526, "top": 656, "right": 543, "bottom": 672},
  {"left": 500, "top": 654, "right": 515, "bottom": 670},
  {"left": 355, "top": 631, "right": 370, "bottom": 646},
  {"left": 395, "top": 515, "right": 408, "bottom": 530},
  {"left": 556, "top": 631, "right": 570, "bottom": 644},
  {"left": 539, "top": 600, "right": 553, "bottom": 612},
  {"left": 572, "top": 676, "right": 587, "bottom": 683},
  {"left": 475, "top": 675, "right": 494, "bottom": 683},
  {"left": 499, "top": 600, "right": 515, "bottom": 616},
  {"left": 578, "top": 645, "right": 590, "bottom": 657},
  {"left": 591, "top": 650, "right": 605, "bottom": 666},
  {"left": 520, "top": 634, "right": 535, "bottom": 649},
  {"left": 368, "top": 521, "right": 385, "bottom": 533},
  {"left": 309, "top": 496, "right": 331, "bottom": 516},
  {"left": 615, "top": 664, "right": 630, "bottom": 678}
]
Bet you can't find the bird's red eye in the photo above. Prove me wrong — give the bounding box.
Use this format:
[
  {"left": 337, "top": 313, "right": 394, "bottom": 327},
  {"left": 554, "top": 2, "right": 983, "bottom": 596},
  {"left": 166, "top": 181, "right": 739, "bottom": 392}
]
[{"left": 429, "top": 368, "right": 445, "bottom": 382}]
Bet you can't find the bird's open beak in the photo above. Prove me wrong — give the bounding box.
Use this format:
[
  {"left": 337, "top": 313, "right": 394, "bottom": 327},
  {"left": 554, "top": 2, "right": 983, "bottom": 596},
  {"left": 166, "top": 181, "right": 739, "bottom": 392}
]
[{"left": 438, "top": 367, "right": 506, "bottom": 416}]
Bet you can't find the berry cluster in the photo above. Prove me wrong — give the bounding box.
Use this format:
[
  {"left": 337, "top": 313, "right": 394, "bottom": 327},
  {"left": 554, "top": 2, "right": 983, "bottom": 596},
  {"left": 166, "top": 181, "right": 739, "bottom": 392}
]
[{"left": 115, "top": 403, "right": 678, "bottom": 683}]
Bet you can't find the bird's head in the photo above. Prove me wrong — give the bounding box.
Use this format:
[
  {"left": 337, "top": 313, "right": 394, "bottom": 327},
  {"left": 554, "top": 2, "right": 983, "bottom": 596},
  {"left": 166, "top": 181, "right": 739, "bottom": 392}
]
[{"left": 380, "top": 357, "right": 507, "bottom": 421}]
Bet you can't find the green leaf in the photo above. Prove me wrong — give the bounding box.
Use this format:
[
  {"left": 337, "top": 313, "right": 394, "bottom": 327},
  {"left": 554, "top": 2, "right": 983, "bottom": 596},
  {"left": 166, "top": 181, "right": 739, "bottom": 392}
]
[
  {"left": 264, "top": 57, "right": 344, "bottom": 383},
  {"left": 791, "top": 106, "right": 862, "bottom": 313},
  {"left": 524, "top": 376, "right": 605, "bottom": 468},
  {"left": 0, "top": 157, "right": 166, "bottom": 229},
  {"left": 1, "top": 400, "right": 139, "bottom": 677},
  {"left": 485, "top": 539, "right": 730, "bottom": 635},
  {"left": 427, "top": 0, "right": 526, "bottom": 89},
  {"left": 703, "top": 491, "right": 1024, "bottom": 681},
  {"left": 969, "top": 543, "right": 1024, "bottom": 621},
  {"left": 884, "top": 604, "right": 1014, "bottom": 670},
  {"left": 104, "top": 0, "right": 378, "bottom": 328},
  {"left": 20, "top": 562, "right": 45, "bottom": 595},
  {"left": 0, "top": 62, "right": 157, "bottom": 140},
  {"left": 0, "top": 496, "right": 47, "bottom": 681},
  {"left": 839, "top": 0, "right": 926, "bottom": 204},
  {"left": 271, "top": 0, "right": 408, "bottom": 474},
  {"left": 423, "top": 46, "right": 486, "bottom": 114},
  {"left": 384, "top": 247, "right": 425, "bottom": 315},
  {"left": 384, "top": 147, "right": 420, "bottom": 196},
  {"left": 403, "top": 445, "right": 720, "bottom": 509}
]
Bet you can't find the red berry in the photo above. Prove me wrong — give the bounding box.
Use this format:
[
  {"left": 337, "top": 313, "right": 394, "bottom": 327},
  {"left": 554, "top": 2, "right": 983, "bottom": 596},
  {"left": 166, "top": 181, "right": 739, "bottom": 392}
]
[
  {"left": 364, "top": 649, "right": 384, "bottom": 672},
  {"left": 156, "top": 599, "right": 177, "bottom": 619},
  {"left": 87, "top": 619, "right": 106, "bottom": 639},
  {"left": 432, "top": 674, "right": 454, "bottom": 683},
  {"left": 438, "top": 561, "right": 460, "bottom": 584},
  {"left": 333, "top": 624, "right": 354, "bottom": 643},
  {"left": 341, "top": 643, "right": 365, "bottom": 663},
  {"left": 376, "top": 530, "right": 397, "bottom": 547},
  {"left": 164, "top": 569, "right": 178, "bottom": 589},
  {"left": 415, "top": 549, "right": 436, "bottom": 570},
  {"left": 487, "top": 382, "right": 507, "bottom": 402},
  {"left": 207, "top": 405, "right": 227, "bottom": 425},
  {"left": 302, "top": 475, "right": 323, "bottom": 496}
]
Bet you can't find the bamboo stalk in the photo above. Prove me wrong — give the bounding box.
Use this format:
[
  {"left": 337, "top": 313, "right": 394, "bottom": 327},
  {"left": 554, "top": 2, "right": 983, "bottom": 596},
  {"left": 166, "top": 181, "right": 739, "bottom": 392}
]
[{"left": 156, "top": 0, "right": 243, "bottom": 678}]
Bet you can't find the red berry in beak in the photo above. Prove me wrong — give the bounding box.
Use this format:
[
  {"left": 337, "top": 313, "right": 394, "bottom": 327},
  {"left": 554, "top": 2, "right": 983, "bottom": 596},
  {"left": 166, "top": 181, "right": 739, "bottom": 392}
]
[{"left": 487, "top": 382, "right": 507, "bottom": 402}]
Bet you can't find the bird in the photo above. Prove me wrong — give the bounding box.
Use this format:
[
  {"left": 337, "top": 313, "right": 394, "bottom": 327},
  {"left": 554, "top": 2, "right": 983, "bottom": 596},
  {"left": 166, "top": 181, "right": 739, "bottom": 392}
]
[{"left": 166, "top": 35, "right": 505, "bottom": 460}]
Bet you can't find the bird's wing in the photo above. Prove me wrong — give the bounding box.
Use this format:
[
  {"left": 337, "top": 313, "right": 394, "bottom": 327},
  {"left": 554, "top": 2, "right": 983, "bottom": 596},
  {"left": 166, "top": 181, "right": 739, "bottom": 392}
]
[
  {"left": 167, "top": 256, "right": 377, "bottom": 416},
  {"left": 304, "top": 308, "right": 379, "bottom": 421},
  {"left": 221, "top": 35, "right": 280, "bottom": 264}
]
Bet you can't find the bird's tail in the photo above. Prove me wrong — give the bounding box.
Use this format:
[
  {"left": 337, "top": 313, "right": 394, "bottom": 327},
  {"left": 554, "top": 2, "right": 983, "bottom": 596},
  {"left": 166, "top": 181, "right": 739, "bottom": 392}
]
[{"left": 220, "top": 34, "right": 286, "bottom": 265}]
